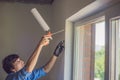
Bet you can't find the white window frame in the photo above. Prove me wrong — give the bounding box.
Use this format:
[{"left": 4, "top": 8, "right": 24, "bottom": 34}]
[
  {"left": 74, "top": 17, "right": 105, "bottom": 80},
  {"left": 109, "top": 16, "right": 120, "bottom": 80},
  {"left": 64, "top": 1, "right": 120, "bottom": 80}
]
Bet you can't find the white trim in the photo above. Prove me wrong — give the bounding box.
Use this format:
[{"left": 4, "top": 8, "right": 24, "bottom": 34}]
[
  {"left": 109, "top": 19, "right": 116, "bottom": 80},
  {"left": 115, "top": 19, "right": 119, "bottom": 80},
  {"left": 75, "top": 16, "right": 105, "bottom": 27},
  {"left": 67, "top": 0, "right": 113, "bottom": 22},
  {"left": 64, "top": 21, "right": 73, "bottom": 80},
  {"left": 110, "top": 16, "right": 120, "bottom": 20},
  {"left": 109, "top": 17, "right": 120, "bottom": 80}
]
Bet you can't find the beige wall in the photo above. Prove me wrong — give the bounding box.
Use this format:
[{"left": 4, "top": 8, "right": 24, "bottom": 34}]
[
  {"left": 0, "top": 0, "right": 98, "bottom": 80},
  {"left": 0, "top": 2, "right": 52, "bottom": 80},
  {"left": 48, "top": 0, "right": 95, "bottom": 80}
]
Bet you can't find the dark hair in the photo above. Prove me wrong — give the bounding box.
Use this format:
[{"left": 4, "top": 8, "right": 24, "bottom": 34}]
[{"left": 2, "top": 54, "right": 19, "bottom": 74}]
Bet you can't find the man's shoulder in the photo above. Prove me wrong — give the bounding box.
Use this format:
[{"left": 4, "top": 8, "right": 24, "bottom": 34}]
[
  {"left": 5, "top": 68, "right": 25, "bottom": 80},
  {"left": 5, "top": 73, "right": 15, "bottom": 80}
]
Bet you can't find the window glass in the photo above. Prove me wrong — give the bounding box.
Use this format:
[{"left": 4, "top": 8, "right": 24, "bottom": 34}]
[{"left": 94, "top": 21, "right": 105, "bottom": 80}]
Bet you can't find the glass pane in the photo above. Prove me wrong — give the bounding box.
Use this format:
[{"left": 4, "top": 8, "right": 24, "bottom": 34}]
[
  {"left": 73, "top": 24, "right": 92, "bottom": 80},
  {"left": 94, "top": 21, "right": 105, "bottom": 80}
]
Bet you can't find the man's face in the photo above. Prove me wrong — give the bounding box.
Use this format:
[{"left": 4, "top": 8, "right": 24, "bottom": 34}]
[{"left": 12, "top": 58, "right": 25, "bottom": 72}]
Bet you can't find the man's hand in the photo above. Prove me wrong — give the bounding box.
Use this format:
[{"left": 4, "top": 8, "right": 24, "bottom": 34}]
[
  {"left": 53, "top": 41, "right": 64, "bottom": 57},
  {"left": 40, "top": 32, "right": 52, "bottom": 46}
]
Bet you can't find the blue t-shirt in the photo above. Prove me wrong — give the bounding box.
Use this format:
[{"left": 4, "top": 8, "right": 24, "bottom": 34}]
[{"left": 5, "top": 67, "right": 46, "bottom": 80}]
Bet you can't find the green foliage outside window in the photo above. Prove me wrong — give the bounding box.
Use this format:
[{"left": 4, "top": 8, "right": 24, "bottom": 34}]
[{"left": 95, "top": 47, "right": 105, "bottom": 80}]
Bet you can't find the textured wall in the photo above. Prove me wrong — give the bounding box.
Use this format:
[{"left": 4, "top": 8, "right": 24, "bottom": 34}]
[
  {"left": 0, "top": 2, "right": 52, "bottom": 80},
  {"left": 0, "top": 0, "right": 96, "bottom": 80},
  {"left": 48, "top": 0, "right": 95, "bottom": 80}
]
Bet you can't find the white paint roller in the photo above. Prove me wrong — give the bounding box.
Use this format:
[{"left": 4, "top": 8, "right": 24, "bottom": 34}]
[
  {"left": 31, "top": 8, "right": 50, "bottom": 31},
  {"left": 31, "top": 8, "right": 64, "bottom": 35}
]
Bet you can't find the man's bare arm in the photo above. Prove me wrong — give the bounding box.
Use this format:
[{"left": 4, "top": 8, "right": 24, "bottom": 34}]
[
  {"left": 25, "top": 34, "right": 52, "bottom": 72},
  {"left": 43, "top": 55, "right": 57, "bottom": 73},
  {"left": 43, "top": 41, "right": 64, "bottom": 73}
]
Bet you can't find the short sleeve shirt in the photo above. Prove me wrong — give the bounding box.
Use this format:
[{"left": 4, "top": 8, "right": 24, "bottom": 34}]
[{"left": 5, "top": 67, "right": 46, "bottom": 80}]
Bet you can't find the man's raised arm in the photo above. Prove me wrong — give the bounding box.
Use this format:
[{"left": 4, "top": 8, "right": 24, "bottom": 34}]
[
  {"left": 43, "top": 41, "right": 64, "bottom": 73},
  {"left": 25, "top": 33, "right": 52, "bottom": 72}
]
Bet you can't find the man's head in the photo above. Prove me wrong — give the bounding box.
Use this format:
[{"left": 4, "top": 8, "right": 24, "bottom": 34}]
[{"left": 2, "top": 54, "right": 25, "bottom": 74}]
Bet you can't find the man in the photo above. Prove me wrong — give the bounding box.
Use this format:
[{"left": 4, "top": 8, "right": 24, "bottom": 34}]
[{"left": 2, "top": 33, "right": 64, "bottom": 80}]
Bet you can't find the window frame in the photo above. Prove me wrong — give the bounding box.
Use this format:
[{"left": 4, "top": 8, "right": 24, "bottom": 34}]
[
  {"left": 64, "top": 2, "right": 120, "bottom": 80},
  {"left": 73, "top": 17, "right": 105, "bottom": 80},
  {"left": 109, "top": 16, "right": 120, "bottom": 80}
]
